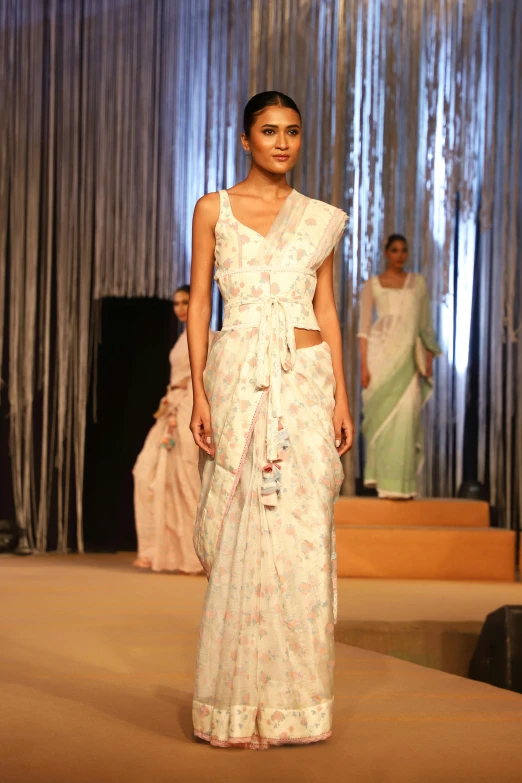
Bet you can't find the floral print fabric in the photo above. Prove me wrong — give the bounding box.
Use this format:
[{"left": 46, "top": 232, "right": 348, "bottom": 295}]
[{"left": 192, "top": 190, "right": 348, "bottom": 747}]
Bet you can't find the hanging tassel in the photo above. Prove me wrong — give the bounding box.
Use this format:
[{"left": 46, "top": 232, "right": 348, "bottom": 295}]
[
  {"left": 277, "top": 426, "right": 290, "bottom": 460},
  {"left": 260, "top": 463, "right": 282, "bottom": 507}
]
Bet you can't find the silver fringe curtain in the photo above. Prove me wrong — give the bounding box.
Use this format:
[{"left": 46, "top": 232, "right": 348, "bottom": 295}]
[{"left": 0, "top": 0, "right": 520, "bottom": 552}]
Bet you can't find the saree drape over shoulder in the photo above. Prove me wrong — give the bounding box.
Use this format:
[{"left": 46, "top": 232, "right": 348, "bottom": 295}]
[
  {"left": 358, "top": 274, "right": 441, "bottom": 499},
  {"left": 192, "top": 190, "right": 347, "bottom": 748},
  {"left": 133, "top": 331, "right": 203, "bottom": 573}
]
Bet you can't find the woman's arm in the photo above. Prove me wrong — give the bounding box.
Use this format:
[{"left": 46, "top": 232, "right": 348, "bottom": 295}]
[
  {"left": 418, "top": 277, "right": 442, "bottom": 353},
  {"left": 418, "top": 276, "right": 442, "bottom": 379},
  {"left": 313, "top": 251, "right": 354, "bottom": 455},
  {"left": 187, "top": 193, "right": 220, "bottom": 457},
  {"left": 358, "top": 338, "right": 370, "bottom": 387},
  {"left": 357, "top": 279, "right": 373, "bottom": 388}
]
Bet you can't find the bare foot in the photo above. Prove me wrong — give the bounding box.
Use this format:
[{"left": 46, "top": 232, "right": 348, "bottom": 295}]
[
  {"left": 179, "top": 570, "right": 205, "bottom": 576},
  {"left": 132, "top": 556, "right": 152, "bottom": 569}
]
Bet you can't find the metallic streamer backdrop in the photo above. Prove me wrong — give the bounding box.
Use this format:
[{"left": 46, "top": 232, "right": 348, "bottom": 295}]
[{"left": 0, "top": 0, "right": 520, "bottom": 551}]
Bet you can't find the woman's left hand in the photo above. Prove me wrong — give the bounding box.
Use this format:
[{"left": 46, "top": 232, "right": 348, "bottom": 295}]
[{"left": 333, "top": 401, "right": 354, "bottom": 456}]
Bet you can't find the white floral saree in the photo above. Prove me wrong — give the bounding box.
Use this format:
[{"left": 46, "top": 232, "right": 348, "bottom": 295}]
[{"left": 192, "top": 190, "right": 347, "bottom": 748}]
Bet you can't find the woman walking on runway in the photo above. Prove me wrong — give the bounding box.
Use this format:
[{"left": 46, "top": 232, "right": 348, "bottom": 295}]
[
  {"left": 188, "top": 91, "right": 353, "bottom": 748},
  {"left": 132, "top": 285, "right": 204, "bottom": 574},
  {"left": 358, "top": 234, "right": 441, "bottom": 499}
]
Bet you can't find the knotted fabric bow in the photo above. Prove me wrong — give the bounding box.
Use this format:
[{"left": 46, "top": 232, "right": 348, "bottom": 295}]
[{"left": 255, "top": 296, "right": 297, "bottom": 461}]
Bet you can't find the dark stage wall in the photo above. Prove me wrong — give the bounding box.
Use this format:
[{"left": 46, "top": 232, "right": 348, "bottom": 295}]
[{"left": 83, "top": 299, "right": 178, "bottom": 552}]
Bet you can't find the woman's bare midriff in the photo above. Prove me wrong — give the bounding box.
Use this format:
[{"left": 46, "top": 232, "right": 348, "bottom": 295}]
[{"left": 294, "top": 328, "right": 323, "bottom": 350}]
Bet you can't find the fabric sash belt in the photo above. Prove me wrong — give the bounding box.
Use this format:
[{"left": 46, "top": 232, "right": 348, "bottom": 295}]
[{"left": 254, "top": 296, "right": 297, "bottom": 461}]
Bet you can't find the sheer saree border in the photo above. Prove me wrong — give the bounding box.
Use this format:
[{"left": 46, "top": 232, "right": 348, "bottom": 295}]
[{"left": 193, "top": 698, "right": 334, "bottom": 749}]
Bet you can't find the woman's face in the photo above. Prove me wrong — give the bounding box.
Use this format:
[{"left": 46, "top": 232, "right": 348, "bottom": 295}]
[
  {"left": 173, "top": 290, "right": 189, "bottom": 322},
  {"left": 385, "top": 241, "right": 408, "bottom": 271},
  {"left": 242, "top": 106, "right": 302, "bottom": 174}
]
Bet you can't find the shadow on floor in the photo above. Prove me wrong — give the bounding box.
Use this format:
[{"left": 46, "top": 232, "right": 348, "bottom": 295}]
[{"left": 0, "top": 639, "right": 195, "bottom": 744}]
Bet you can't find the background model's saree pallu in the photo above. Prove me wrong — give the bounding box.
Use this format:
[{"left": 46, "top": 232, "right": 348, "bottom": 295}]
[
  {"left": 358, "top": 274, "right": 442, "bottom": 499},
  {"left": 192, "top": 190, "right": 348, "bottom": 748}
]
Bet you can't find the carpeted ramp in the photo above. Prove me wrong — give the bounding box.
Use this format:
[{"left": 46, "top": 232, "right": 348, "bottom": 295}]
[{"left": 1, "top": 554, "right": 522, "bottom": 783}]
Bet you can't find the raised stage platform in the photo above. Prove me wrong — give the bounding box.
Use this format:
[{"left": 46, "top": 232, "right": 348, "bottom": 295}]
[
  {"left": 334, "top": 497, "right": 516, "bottom": 581},
  {"left": 2, "top": 554, "right": 522, "bottom": 782}
]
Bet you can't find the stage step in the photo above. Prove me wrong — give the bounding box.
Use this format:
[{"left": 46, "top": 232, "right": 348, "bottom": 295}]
[
  {"left": 335, "top": 525, "right": 515, "bottom": 581},
  {"left": 334, "top": 496, "right": 490, "bottom": 528},
  {"left": 334, "top": 619, "right": 483, "bottom": 678}
]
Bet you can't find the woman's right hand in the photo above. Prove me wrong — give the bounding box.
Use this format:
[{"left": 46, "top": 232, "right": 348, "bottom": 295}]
[
  {"left": 153, "top": 396, "right": 169, "bottom": 420},
  {"left": 190, "top": 392, "right": 215, "bottom": 457},
  {"left": 361, "top": 365, "right": 371, "bottom": 389}
]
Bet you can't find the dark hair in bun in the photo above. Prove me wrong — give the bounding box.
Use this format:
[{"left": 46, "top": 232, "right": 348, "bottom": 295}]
[
  {"left": 243, "top": 91, "right": 301, "bottom": 138},
  {"left": 385, "top": 234, "right": 408, "bottom": 250}
]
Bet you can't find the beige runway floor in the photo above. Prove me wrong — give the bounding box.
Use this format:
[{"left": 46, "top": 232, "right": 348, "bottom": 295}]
[{"left": 2, "top": 553, "right": 522, "bottom": 783}]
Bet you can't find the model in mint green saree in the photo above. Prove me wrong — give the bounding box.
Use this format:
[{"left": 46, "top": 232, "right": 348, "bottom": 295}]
[{"left": 358, "top": 273, "right": 441, "bottom": 498}]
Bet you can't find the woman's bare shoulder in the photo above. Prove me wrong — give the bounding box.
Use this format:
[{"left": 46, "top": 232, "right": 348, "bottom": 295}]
[
  {"left": 411, "top": 272, "right": 428, "bottom": 289},
  {"left": 193, "top": 192, "right": 221, "bottom": 228}
]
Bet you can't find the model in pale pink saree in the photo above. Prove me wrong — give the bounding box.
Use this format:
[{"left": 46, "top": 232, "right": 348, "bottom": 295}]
[
  {"left": 192, "top": 190, "right": 347, "bottom": 747},
  {"left": 133, "top": 331, "right": 203, "bottom": 573}
]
